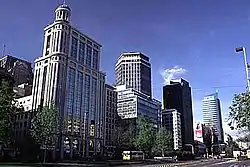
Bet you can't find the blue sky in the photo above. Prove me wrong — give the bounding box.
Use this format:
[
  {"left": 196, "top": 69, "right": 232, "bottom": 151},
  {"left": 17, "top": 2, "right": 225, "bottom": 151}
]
[{"left": 1, "top": 0, "right": 250, "bottom": 137}]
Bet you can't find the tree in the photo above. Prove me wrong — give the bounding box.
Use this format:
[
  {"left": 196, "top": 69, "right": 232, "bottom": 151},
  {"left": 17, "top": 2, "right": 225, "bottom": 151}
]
[
  {"left": 30, "top": 102, "right": 59, "bottom": 162},
  {"left": 228, "top": 92, "right": 250, "bottom": 131},
  {"left": 134, "top": 117, "right": 155, "bottom": 154},
  {"left": 116, "top": 125, "right": 135, "bottom": 151},
  {"left": 203, "top": 125, "right": 213, "bottom": 155},
  {"left": 225, "top": 134, "right": 239, "bottom": 157},
  {"left": 0, "top": 80, "right": 16, "bottom": 145},
  {"left": 152, "top": 127, "right": 172, "bottom": 157}
]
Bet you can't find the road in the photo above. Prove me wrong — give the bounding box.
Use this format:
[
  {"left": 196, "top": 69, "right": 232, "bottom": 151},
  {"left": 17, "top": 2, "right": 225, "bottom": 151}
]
[
  {"left": 2, "top": 159, "right": 250, "bottom": 167},
  {"left": 126, "top": 159, "right": 250, "bottom": 167}
]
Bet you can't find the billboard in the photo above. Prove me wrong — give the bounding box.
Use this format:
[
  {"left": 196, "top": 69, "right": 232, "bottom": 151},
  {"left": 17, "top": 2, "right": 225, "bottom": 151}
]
[{"left": 194, "top": 122, "right": 203, "bottom": 143}]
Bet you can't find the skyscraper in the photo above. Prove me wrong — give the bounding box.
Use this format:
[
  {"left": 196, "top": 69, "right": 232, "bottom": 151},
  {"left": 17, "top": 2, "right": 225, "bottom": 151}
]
[
  {"left": 163, "top": 79, "right": 194, "bottom": 148},
  {"left": 115, "top": 52, "right": 152, "bottom": 97},
  {"left": 202, "top": 92, "right": 224, "bottom": 143},
  {"left": 32, "top": 3, "right": 106, "bottom": 158}
]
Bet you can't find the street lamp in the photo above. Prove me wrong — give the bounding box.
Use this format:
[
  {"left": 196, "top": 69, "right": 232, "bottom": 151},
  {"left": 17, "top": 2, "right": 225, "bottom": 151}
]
[{"left": 235, "top": 47, "right": 250, "bottom": 91}]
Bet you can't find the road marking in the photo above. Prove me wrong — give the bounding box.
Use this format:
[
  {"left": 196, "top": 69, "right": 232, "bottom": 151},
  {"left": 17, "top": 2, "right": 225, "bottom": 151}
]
[{"left": 208, "top": 159, "right": 237, "bottom": 167}]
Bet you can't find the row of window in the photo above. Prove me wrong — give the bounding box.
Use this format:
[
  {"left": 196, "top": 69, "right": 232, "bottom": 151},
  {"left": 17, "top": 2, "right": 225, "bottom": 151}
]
[
  {"left": 71, "top": 36, "right": 99, "bottom": 70},
  {"left": 14, "top": 121, "right": 28, "bottom": 129},
  {"left": 72, "top": 31, "right": 100, "bottom": 50}
]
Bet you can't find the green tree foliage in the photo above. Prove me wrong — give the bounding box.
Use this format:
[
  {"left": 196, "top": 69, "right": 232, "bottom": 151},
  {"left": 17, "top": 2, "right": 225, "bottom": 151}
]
[
  {"left": 0, "top": 80, "right": 16, "bottom": 144},
  {"left": 152, "top": 127, "right": 172, "bottom": 157},
  {"left": 203, "top": 125, "right": 213, "bottom": 155},
  {"left": 116, "top": 125, "right": 135, "bottom": 151},
  {"left": 134, "top": 117, "right": 155, "bottom": 153},
  {"left": 228, "top": 92, "right": 250, "bottom": 131},
  {"left": 30, "top": 102, "right": 59, "bottom": 146},
  {"left": 225, "top": 134, "right": 239, "bottom": 157},
  {"left": 236, "top": 133, "right": 250, "bottom": 143}
]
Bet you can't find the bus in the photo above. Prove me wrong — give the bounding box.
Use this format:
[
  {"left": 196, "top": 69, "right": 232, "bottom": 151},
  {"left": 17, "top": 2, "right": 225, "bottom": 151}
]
[
  {"left": 219, "top": 143, "right": 226, "bottom": 158},
  {"left": 247, "top": 150, "right": 250, "bottom": 159},
  {"left": 122, "top": 151, "right": 144, "bottom": 161}
]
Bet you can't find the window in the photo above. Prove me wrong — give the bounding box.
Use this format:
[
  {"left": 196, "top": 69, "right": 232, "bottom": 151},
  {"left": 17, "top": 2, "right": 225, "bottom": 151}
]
[
  {"left": 79, "top": 41, "right": 85, "bottom": 64},
  {"left": 24, "top": 121, "right": 27, "bottom": 127},
  {"left": 45, "top": 35, "right": 51, "bottom": 55},
  {"left": 80, "top": 36, "right": 85, "bottom": 41},
  {"left": 72, "top": 31, "right": 78, "bottom": 37},
  {"left": 87, "top": 40, "right": 92, "bottom": 45},
  {"left": 67, "top": 68, "right": 76, "bottom": 116},
  {"left": 76, "top": 71, "right": 83, "bottom": 118},
  {"left": 86, "top": 46, "right": 92, "bottom": 67},
  {"left": 41, "top": 66, "right": 48, "bottom": 102},
  {"left": 71, "top": 37, "right": 78, "bottom": 59},
  {"left": 60, "top": 31, "right": 64, "bottom": 52},
  {"left": 84, "top": 74, "right": 91, "bottom": 113},
  {"left": 90, "top": 78, "right": 97, "bottom": 120},
  {"left": 93, "top": 50, "right": 98, "bottom": 70}
]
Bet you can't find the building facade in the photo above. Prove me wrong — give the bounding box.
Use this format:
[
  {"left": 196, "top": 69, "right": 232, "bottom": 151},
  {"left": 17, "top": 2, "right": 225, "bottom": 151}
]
[
  {"left": 14, "top": 95, "right": 33, "bottom": 140},
  {"left": 116, "top": 85, "right": 161, "bottom": 128},
  {"left": 0, "top": 67, "right": 14, "bottom": 86},
  {"left": 31, "top": 3, "right": 105, "bottom": 159},
  {"left": 163, "top": 78, "right": 194, "bottom": 148},
  {"left": 104, "top": 84, "right": 118, "bottom": 156},
  {"left": 0, "top": 55, "right": 33, "bottom": 86},
  {"left": 202, "top": 92, "right": 224, "bottom": 143},
  {"left": 14, "top": 83, "right": 32, "bottom": 98},
  {"left": 162, "top": 109, "right": 182, "bottom": 150},
  {"left": 115, "top": 52, "right": 152, "bottom": 97}
]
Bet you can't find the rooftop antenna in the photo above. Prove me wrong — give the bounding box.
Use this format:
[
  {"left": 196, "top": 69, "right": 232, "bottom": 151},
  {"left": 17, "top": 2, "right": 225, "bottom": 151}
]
[{"left": 2, "top": 44, "right": 6, "bottom": 57}]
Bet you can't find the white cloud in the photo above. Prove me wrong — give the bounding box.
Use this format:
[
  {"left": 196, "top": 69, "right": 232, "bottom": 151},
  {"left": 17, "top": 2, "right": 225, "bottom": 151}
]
[{"left": 160, "top": 65, "right": 187, "bottom": 85}]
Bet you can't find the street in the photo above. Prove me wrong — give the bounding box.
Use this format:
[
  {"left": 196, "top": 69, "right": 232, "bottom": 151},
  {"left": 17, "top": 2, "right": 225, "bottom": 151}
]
[
  {"left": 2, "top": 159, "right": 250, "bottom": 167},
  {"left": 128, "top": 159, "right": 250, "bottom": 167}
]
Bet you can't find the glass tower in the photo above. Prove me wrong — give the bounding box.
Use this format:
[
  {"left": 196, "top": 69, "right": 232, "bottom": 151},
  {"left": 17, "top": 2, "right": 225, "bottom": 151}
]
[{"left": 32, "top": 3, "right": 105, "bottom": 159}]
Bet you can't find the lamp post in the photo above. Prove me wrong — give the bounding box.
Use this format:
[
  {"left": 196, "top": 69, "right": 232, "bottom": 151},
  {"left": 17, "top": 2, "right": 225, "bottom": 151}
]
[{"left": 235, "top": 47, "right": 250, "bottom": 91}]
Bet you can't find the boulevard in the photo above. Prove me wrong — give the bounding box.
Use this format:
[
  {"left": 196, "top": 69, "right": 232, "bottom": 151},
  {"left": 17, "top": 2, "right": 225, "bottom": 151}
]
[{"left": 3, "top": 159, "right": 250, "bottom": 167}]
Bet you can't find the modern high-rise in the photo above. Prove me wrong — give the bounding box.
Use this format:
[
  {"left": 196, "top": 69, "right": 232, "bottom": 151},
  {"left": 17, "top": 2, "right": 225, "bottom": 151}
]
[
  {"left": 163, "top": 79, "right": 194, "bottom": 148},
  {"left": 0, "top": 55, "right": 33, "bottom": 86},
  {"left": 32, "top": 3, "right": 106, "bottom": 159},
  {"left": 162, "top": 109, "right": 182, "bottom": 150},
  {"left": 202, "top": 92, "right": 224, "bottom": 143},
  {"left": 115, "top": 52, "right": 152, "bottom": 97}
]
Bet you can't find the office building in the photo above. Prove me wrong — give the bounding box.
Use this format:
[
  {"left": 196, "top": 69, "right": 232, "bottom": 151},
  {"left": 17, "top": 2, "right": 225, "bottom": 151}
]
[
  {"left": 104, "top": 84, "right": 118, "bottom": 156},
  {"left": 116, "top": 85, "right": 161, "bottom": 128},
  {"left": 14, "top": 95, "right": 33, "bottom": 139},
  {"left": 115, "top": 52, "right": 152, "bottom": 97},
  {"left": 162, "top": 109, "right": 182, "bottom": 150},
  {"left": 163, "top": 78, "right": 194, "bottom": 148},
  {"left": 14, "top": 83, "right": 32, "bottom": 98},
  {"left": 202, "top": 92, "right": 224, "bottom": 143},
  {"left": 0, "top": 67, "right": 14, "bottom": 86},
  {"left": 0, "top": 55, "right": 33, "bottom": 86},
  {"left": 31, "top": 3, "right": 106, "bottom": 159}
]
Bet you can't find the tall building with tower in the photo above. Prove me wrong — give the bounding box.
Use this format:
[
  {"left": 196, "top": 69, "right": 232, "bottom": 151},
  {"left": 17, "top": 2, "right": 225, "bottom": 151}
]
[
  {"left": 163, "top": 79, "right": 194, "bottom": 149},
  {"left": 115, "top": 52, "right": 152, "bottom": 97},
  {"left": 31, "top": 3, "right": 106, "bottom": 159},
  {"left": 202, "top": 92, "right": 224, "bottom": 143}
]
